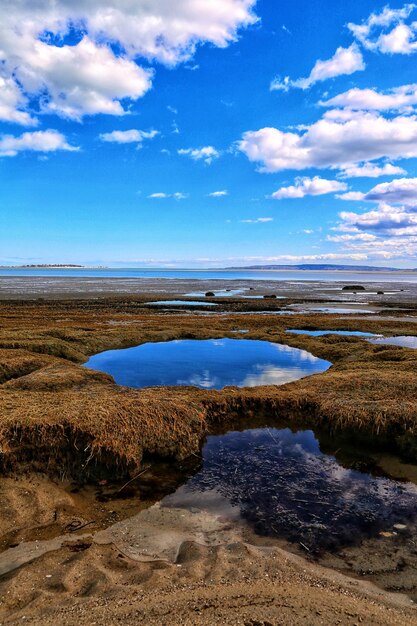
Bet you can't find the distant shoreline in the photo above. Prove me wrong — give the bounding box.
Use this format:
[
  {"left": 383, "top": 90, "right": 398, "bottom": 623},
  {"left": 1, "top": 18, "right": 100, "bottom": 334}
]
[{"left": 0, "top": 265, "right": 108, "bottom": 269}]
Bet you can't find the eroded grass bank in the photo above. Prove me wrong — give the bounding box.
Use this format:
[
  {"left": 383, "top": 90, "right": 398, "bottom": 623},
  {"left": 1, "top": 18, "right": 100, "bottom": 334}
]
[{"left": 1, "top": 298, "right": 417, "bottom": 479}]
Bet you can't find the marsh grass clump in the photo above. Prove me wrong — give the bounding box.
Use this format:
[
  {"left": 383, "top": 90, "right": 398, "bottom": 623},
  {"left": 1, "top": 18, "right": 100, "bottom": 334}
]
[{"left": 0, "top": 298, "right": 416, "bottom": 478}]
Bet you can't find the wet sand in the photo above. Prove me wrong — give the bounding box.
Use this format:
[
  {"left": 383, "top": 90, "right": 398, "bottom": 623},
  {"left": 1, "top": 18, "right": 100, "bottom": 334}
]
[
  {"left": 1, "top": 275, "right": 417, "bottom": 304},
  {"left": 1, "top": 475, "right": 416, "bottom": 626}
]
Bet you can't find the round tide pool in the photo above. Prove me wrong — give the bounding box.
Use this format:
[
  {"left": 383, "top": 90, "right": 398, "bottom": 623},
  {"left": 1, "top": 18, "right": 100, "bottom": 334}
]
[{"left": 83, "top": 338, "right": 331, "bottom": 390}]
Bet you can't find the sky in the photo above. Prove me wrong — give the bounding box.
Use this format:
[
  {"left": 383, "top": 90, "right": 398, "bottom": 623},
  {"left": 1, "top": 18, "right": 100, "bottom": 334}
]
[{"left": 1, "top": 1, "right": 417, "bottom": 268}]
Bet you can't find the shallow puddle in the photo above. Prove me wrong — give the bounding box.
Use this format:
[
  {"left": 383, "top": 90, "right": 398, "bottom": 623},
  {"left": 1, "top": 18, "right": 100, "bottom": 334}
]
[
  {"left": 306, "top": 307, "right": 375, "bottom": 314},
  {"left": 287, "top": 329, "right": 381, "bottom": 338},
  {"left": 84, "top": 338, "right": 331, "bottom": 389},
  {"left": 185, "top": 289, "right": 247, "bottom": 297},
  {"left": 162, "top": 426, "right": 417, "bottom": 553},
  {"left": 368, "top": 335, "right": 417, "bottom": 349},
  {"left": 145, "top": 300, "right": 218, "bottom": 306}
]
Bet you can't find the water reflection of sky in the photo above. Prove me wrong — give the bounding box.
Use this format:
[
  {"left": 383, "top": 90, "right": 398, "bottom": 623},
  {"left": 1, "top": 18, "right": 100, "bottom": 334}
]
[
  {"left": 185, "top": 289, "right": 247, "bottom": 297},
  {"left": 84, "top": 339, "right": 330, "bottom": 389},
  {"left": 287, "top": 330, "right": 380, "bottom": 338},
  {"left": 145, "top": 300, "right": 218, "bottom": 306},
  {"left": 163, "top": 428, "right": 417, "bottom": 552},
  {"left": 368, "top": 336, "right": 417, "bottom": 349}
]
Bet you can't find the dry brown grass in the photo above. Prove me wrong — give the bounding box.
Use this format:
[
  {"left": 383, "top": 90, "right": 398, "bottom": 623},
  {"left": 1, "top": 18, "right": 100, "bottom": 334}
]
[{"left": 1, "top": 298, "right": 417, "bottom": 479}]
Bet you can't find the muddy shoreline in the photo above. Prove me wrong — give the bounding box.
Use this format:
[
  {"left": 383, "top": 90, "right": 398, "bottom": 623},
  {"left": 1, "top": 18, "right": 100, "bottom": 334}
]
[{"left": 1, "top": 286, "right": 417, "bottom": 624}]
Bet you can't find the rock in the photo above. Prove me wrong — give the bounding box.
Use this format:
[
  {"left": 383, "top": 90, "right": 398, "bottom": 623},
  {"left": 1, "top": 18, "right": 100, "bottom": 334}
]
[
  {"left": 263, "top": 294, "right": 277, "bottom": 299},
  {"left": 205, "top": 291, "right": 215, "bottom": 297},
  {"left": 377, "top": 291, "right": 384, "bottom": 295},
  {"left": 342, "top": 285, "right": 365, "bottom": 291}
]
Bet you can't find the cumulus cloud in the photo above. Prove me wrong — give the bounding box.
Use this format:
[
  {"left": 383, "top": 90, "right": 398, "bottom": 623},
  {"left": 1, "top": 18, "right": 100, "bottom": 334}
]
[
  {"left": 322, "top": 84, "right": 417, "bottom": 113},
  {"left": 337, "top": 177, "right": 417, "bottom": 206},
  {"left": 240, "top": 217, "right": 273, "bottom": 223},
  {"left": 270, "top": 45, "right": 364, "bottom": 91},
  {"left": 238, "top": 111, "right": 417, "bottom": 173},
  {"left": 0, "top": 0, "right": 257, "bottom": 123},
  {"left": 339, "top": 203, "right": 417, "bottom": 235},
  {"left": 178, "top": 146, "right": 220, "bottom": 164},
  {"left": 7, "top": 36, "right": 152, "bottom": 122},
  {"left": 271, "top": 176, "right": 347, "bottom": 199},
  {"left": 330, "top": 213, "right": 417, "bottom": 258},
  {"left": 338, "top": 162, "right": 406, "bottom": 178},
  {"left": 348, "top": 4, "right": 417, "bottom": 54},
  {"left": 358, "top": 177, "right": 417, "bottom": 205},
  {"left": 148, "top": 192, "right": 188, "bottom": 200},
  {"left": 99, "top": 129, "right": 158, "bottom": 144},
  {"left": 209, "top": 190, "right": 228, "bottom": 197},
  {"left": 0, "top": 130, "right": 77, "bottom": 157}
]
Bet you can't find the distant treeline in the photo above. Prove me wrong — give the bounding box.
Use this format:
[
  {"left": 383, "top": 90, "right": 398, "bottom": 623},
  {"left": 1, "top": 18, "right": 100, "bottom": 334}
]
[{"left": 17, "top": 264, "right": 85, "bottom": 268}]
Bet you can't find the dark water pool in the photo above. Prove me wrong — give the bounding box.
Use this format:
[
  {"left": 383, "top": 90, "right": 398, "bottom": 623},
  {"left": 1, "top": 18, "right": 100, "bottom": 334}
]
[
  {"left": 163, "top": 426, "right": 417, "bottom": 552},
  {"left": 287, "top": 330, "right": 380, "bottom": 338},
  {"left": 84, "top": 339, "right": 331, "bottom": 389}
]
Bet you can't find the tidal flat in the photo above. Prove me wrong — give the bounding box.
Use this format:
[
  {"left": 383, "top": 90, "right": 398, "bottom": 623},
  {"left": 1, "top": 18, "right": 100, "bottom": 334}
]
[{"left": 1, "top": 280, "right": 417, "bottom": 625}]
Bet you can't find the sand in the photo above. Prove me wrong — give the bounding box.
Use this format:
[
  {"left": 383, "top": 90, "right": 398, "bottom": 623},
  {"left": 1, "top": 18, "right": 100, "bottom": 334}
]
[{"left": 1, "top": 477, "right": 416, "bottom": 626}]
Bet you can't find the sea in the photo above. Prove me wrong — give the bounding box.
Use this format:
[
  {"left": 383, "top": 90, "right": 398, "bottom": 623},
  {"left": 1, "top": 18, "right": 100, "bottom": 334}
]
[{"left": 1, "top": 267, "right": 417, "bottom": 283}]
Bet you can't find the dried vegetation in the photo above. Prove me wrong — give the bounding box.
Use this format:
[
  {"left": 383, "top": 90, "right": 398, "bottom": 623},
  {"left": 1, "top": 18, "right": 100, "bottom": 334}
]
[{"left": 1, "top": 298, "right": 417, "bottom": 479}]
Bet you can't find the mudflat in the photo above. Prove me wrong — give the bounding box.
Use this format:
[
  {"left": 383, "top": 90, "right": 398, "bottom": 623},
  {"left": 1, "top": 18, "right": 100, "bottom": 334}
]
[{"left": 1, "top": 288, "right": 417, "bottom": 625}]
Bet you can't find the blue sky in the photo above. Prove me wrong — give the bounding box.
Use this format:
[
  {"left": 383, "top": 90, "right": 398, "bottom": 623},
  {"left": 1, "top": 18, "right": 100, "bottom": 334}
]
[{"left": 1, "top": 0, "right": 417, "bottom": 267}]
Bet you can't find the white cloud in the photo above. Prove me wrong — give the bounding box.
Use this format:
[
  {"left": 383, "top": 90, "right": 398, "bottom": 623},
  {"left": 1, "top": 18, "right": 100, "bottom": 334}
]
[
  {"left": 337, "top": 191, "right": 366, "bottom": 201},
  {"left": 271, "top": 176, "right": 347, "bottom": 199},
  {"left": 13, "top": 37, "right": 152, "bottom": 121},
  {"left": 0, "top": 77, "right": 36, "bottom": 126},
  {"left": 327, "top": 233, "right": 377, "bottom": 242},
  {"left": 358, "top": 177, "right": 417, "bottom": 205},
  {"left": 148, "top": 192, "right": 188, "bottom": 200},
  {"left": 339, "top": 203, "right": 417, "bottom": 235},
  {"left": 0, "top": 130, "right": 77, "bottom": 157},
  {"left": 99, "top": 129, "right": 158, "bottom": 144},
  {"left": 348, "top": 4, "right": 417, "bottom": 54},
  {"left": 338, "top": 162, "right": 406, "bottom": 178},
  {"left": 240, "top": 217, "right": 273, "bottom": 223},
  {"left": 338, "top": 177, "right": 417, "bottom": 206},
  {"left": 271, "top": 45, "right": 364, "bottom": 91},
  {"left": 331, "top": 176, "right": 417, "bottom": 259},
  {"left": 0, "top": 0, "right": 257, "bottom": 123},
  {"left": 322, "top": 84, "right": 417, "bottom": 113},
  {"left": 239, "top": 111, "right": 417, "bottom": 173},
  {"left": 209, "top": 190, "right": 229, "bottom": 197},
  {"left": 178, "top": 146, "right": 220, "bottom": 164}
]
